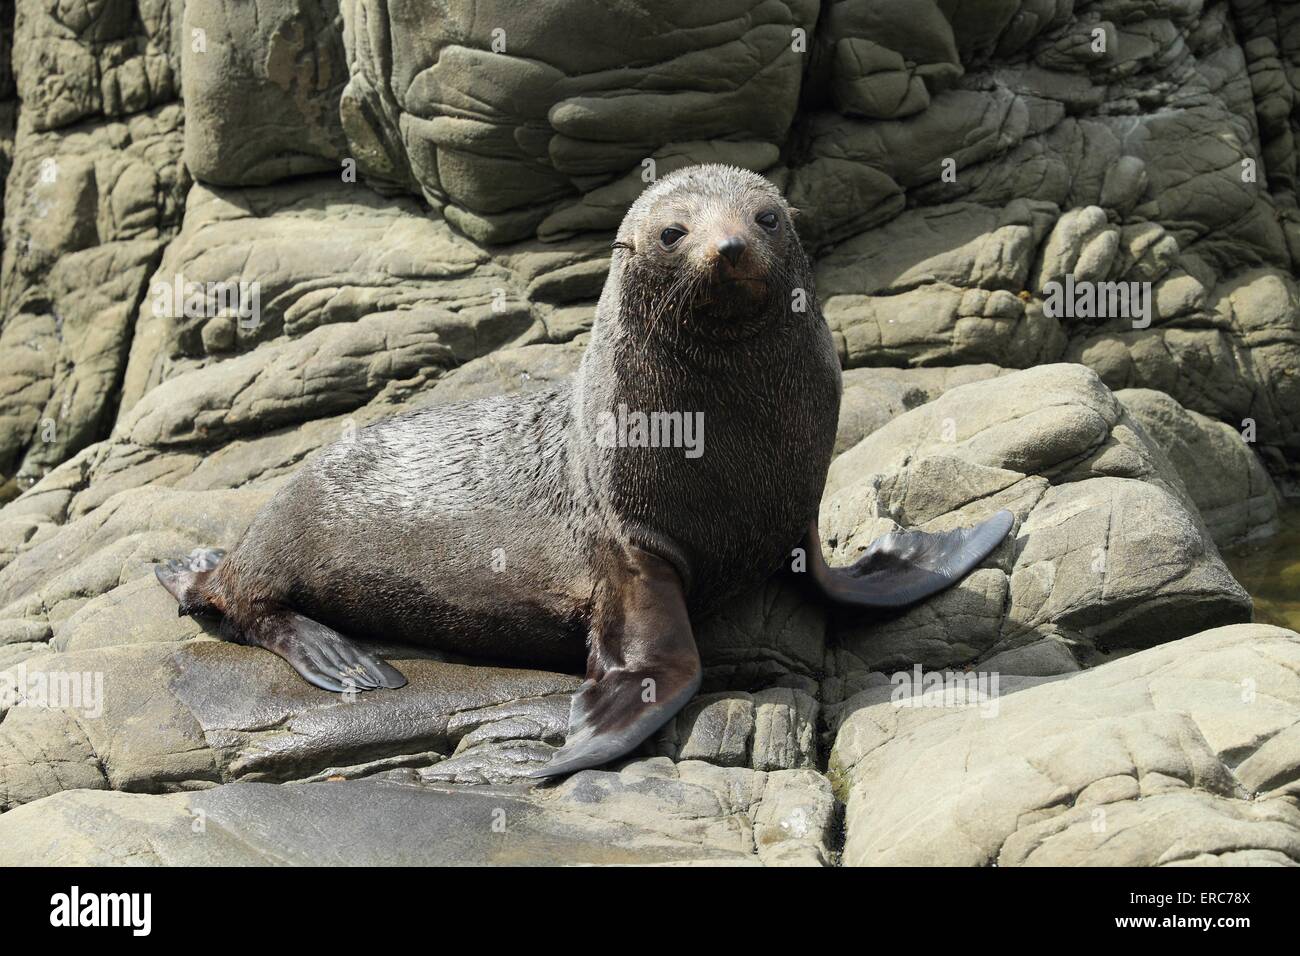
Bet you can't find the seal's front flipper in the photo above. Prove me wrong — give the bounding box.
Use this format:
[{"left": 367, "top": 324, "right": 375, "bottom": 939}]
[
  {"left": 805, "top": 510, "right": 1014, "bottom": 609},
  {"left": 527, "top": 548, "right": 701, "bottom": 779},
  {"left": 247, "top": 610, "right": 407, "bottom": 693}
]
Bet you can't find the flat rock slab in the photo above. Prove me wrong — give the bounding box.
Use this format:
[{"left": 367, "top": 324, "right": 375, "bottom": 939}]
[
  {"left": 0, "top": 638, "right": 578, "bottom": 810},
  {"left": 0, "top": 760, "right": 836, "bottom": 867},
  {"left": 0, "top": 574, "right": 826, "bottom": 810}
]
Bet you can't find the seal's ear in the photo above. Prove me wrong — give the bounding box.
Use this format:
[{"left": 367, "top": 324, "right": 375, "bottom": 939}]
[
  {"left": 526, "top": 547, "right": 700, "bottom": 778},
  {"left": 786, "top": 205, "right": 801, "bottom": 220}
]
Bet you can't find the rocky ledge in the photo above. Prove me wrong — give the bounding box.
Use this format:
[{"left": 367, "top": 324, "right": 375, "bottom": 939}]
[
  {"left": 0, "top": 362, "right": 1294, "bottom": 866},
  {"left": 1, "top": 0, "right": 1298, "bottom": 866}
]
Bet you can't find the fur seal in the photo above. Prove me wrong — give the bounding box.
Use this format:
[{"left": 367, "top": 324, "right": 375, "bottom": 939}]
[{"left": 156, "top": 164, "right": 1012, "bottom": 778}]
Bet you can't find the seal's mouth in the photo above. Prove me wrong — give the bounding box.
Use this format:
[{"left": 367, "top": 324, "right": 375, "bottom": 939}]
[
  {"left": 622, "top": 252, "right": 780, "bottom": 344},
  {"left": 687, "top": 273, "right": 777, "bottom": 341},
  {"left": 699, "top": 275, "right": 769, "bottom": 308},
  {"left": 706, "top": 253, "right": 769, "bottom": 294},
  {"left": 709, "top": 252, "right": 766, "bottom": 286}
]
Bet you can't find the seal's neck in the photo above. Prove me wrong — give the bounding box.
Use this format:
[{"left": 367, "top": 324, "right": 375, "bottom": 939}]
[{"left": 568, "top": 261, "right": 842, "bottom": 604}]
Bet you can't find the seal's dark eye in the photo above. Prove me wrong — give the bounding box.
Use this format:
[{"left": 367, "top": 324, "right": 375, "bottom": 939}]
[
  {"left": 660, "top": 226, "right": 687, "bottom": 248},
  {"left": 756, "top": 211, "right": 779, "bottom": 230}
]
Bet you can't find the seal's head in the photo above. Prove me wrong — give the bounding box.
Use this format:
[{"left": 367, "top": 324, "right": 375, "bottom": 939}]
[{"left": 612, "top": 164, "right": 807, "bottom": 342}]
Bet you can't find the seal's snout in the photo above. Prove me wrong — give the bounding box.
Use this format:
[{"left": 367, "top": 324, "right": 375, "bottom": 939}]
[
  {"left": 708, "top": 231, "right": 763, "bottom": 288},
  {"left": 716, "top": 235, "right": 747, "bottom": 267}
]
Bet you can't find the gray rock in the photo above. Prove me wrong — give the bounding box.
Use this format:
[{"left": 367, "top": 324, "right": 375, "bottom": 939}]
[
  {"left": 118, "top": 177, "right": 524, "bottom": 415},
  {"left": 823, "top": 364, "right": 1251, "bottom": 702},
  {"left": 655, "top": 686, "right": 819, "bottom": 771},
  {"left": 182, "top": 0, "right": 349, "bottom": 185},
  {"left": 830, "top": 624, "right": 1300, "bottom": 866},
  {"left": 11, "top": 0, "right": 180, "bottom": 132},
  {"left": 0, "top": 637, "right": 579, "bottom": 805},
  {"left": 0, "top": 761, "right": 837, "bottom": 866},
  {"left": 337, "top": 0, "right": 819, "bottom": 243},
  {"left": 0, "top": 105, "right": 188, "bottom": 486},
  {"left": 837, "top": 364, "right": 1008, "bottom": 454},
  {"left": 1118, "top": 387, "right": 1280, "bottom": 549},
  {"left": 2, "top": 0, "right": 1299, "bottom": 868},
  {"left": 2, "top": 0, "right": 1299, "bottom": 483}
]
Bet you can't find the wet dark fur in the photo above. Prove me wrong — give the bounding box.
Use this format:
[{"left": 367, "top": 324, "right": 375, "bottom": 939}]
[{"left": 183, "top": 165, "right": 842, "bottom": 673}]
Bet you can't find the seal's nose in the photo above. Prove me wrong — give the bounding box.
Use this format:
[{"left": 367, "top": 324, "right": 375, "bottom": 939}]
[{"left": 716, "top": 235, "right": 747, "bottom": 267}]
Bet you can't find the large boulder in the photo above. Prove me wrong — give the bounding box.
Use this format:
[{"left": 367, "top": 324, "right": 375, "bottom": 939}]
[
  {"left": 1117, "top": 387, "right": 1280, "bottom": 549},
  {"left": 182, "top": 0, "right": 349, "bottom": 185},
  {"left": 334, "top": 0, "right": 818, "bottom": 243},
  {"left": 830, "top": 624, "right": 1300, "bottom": 866},
  {"left": 835, "top": 363, "right": 1008, "bottom": 454},
  {"left": 823, "top": 364, "right": 1252, "bottom": 700}
]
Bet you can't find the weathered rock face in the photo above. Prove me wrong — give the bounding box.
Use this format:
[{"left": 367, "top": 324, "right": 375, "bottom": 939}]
[
  {"left": 823, "top": 364, "right": 1252, "bottom": 695},
  {"left": 1118, "top": 387, "right": 1281, "bottom": 549},
  {"left": 182, "top": 0, "right": 349, "bottom": 186},
  {"left": 0, "top": 0, "right": 1296, "bottom": 866},
  {"left": 0, "top": 764, "right": 838, "bottom": 866},
  {"left": 0, "top": 104, "right": 188, "bottom": 487},
  {"left": 336, "top": 0, "right": 819, "bottom": 244},
  {"left": 0, "top": 0, "right": 1297, "bottom": 492},
  {"left": 830, "top": 624, "right": 1300, "bottom": 867},
  {"left": 0, "top": 362, "right": 1280, "bottom": 864}
]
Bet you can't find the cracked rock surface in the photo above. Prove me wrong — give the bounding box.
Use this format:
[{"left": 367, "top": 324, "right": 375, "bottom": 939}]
[
  {"left": 830, "top": 624, "right": 1300, "bottom": 867},
  {"left": 1, "top": 1, "right": 1299, "bottom": 491},
  {"left": 0, "top": 1, "right": 1297, "bottom": 865},
  {"left": 1, "top": 363, "right": 1291, "bottom": 865}
]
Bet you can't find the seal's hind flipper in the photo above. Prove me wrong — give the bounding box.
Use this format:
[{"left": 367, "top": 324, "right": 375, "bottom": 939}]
[
  {"left": 156, "top": 549, "right": 406, "bottom": 693},
  {"left": 247, "top": 610, "right": 407, "bottom": 693},
  {"left": 806, "top": 509, "right": 1014, "bottom": 609},
  {"left": 155, "top": 548, "right": 227, "bottom": 617},
  {"left": 527, "top": 548, "right": 701, "bottom": 779}
]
